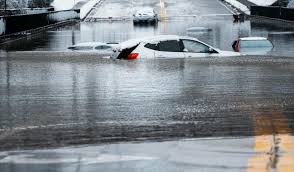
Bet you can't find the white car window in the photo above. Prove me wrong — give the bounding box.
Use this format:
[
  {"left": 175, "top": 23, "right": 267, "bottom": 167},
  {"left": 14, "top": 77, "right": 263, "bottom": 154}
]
[
  {"left": 240, "top": 40, "right": 273, "bottom": 48},
  {"left": 95, "top": 45, "right": 111, "bottom": 50},
  {"left": 144, "top": 43, "right": 158, "bottom": 50},
  {"left": 158, "top": 40, "right": 182, "bottom": 52},
  {"left": 182, "top": 40, "right": 210, "bottom": 53}
]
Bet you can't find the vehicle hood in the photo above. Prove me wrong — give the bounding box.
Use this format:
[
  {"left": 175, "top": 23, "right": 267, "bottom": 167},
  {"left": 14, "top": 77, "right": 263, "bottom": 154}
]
[{"left": 217, "top": 50, "right": 241, "bottom": 57}]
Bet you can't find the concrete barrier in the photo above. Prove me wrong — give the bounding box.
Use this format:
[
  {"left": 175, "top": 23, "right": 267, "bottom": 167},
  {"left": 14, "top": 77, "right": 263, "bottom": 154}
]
[
  {"left": 251, "top": 6, "right": 281, "bottom": 19},
  {"left": 251, "top": 5, "right": 294, "bottom": 22},
  {"left": 0, "top": 9, "right": 80, "bottom": 36},
  {"left": 48, "top": 10, "right": 79, "bottom": 22}
]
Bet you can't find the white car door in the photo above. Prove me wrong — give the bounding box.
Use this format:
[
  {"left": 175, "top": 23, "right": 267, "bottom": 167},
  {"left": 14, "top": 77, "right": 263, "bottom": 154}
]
[
  {"left": 181, "top": 39, "right": 212, "bottom": 58},
  {"left": 133, "top": 43, "right": 156, "bottom": 59},
  {"left": 154, "top": 40, "right": 185, "bottom": 58}
]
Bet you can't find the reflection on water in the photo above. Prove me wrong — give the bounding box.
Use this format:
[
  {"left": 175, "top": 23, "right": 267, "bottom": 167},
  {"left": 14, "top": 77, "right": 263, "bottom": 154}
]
[
  {"left": 0, "top": 57, "right": 294, "bottom": 150},
  {"left": 247, "top": 108, "right": 294, "bottom": 172}
]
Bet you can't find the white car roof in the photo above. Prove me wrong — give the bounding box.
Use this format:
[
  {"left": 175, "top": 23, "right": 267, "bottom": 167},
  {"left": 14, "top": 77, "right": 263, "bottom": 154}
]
[
  {"left": 118, "top": 35, "right": 214, "bottom": 50},
  {"left": 143, "top": 35, "right": 182, "bottom": 42},
  {"left": 136, "top": 7, "right": 154, "bottom": 13},
  {"left": 239, "top": 37, "right": 268, "bottom": 41},
  {"left": 73, "top": 42, "right": 108, "bottom": 47},
  {"left": 119, "top": 35, "right": 191, "bottom": 50}
]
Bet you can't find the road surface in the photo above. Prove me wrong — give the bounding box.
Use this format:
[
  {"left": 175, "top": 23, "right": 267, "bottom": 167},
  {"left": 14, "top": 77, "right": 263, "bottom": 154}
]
[
  {"left": 1, "top": 0, "right": 294, "bottom": 171},
  {"left": 85, "top": 0, "right": 232, "bottom": 20}
]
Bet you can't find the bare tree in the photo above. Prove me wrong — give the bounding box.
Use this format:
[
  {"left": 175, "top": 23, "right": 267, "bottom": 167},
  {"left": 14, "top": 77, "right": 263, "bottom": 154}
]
[{"left": 28, "top": 0, "right": 54, "bottom": 8}]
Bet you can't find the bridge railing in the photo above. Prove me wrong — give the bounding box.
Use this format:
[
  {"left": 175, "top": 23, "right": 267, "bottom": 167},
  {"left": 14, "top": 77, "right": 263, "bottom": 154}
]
[{"left": 0, "top": 9, "right": 80, "bottom": 36}]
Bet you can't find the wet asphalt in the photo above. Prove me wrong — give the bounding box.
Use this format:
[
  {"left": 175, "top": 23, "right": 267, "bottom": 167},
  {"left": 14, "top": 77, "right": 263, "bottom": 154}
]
[
  {"left": 0, "top": 137, "right": 256, "bottom": 172},
  {"left": 1, "top": 0, "right": 294, "bottom": 171}
]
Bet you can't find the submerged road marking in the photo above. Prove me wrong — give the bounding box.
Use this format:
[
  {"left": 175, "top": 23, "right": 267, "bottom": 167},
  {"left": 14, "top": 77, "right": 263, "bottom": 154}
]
[{"left": 247, "top": 110, "right": 294, "bottom": 172}]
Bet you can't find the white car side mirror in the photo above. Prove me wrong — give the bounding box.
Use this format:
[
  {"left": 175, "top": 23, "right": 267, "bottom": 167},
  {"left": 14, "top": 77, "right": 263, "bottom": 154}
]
[{"left": 208, "top": 47, "right": 215, "bottom": 54}]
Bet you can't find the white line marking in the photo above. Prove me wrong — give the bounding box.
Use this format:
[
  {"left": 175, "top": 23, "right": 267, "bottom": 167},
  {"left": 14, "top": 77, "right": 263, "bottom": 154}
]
[{"left": 0, "top": 154, "right": 158, "bottom": 164}]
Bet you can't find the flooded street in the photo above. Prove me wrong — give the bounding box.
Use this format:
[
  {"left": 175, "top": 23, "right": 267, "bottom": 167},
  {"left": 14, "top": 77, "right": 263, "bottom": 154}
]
[
  {"left": 1, "top": 54, "right": 294, "bottom": 150},
  {"left": 1, "top": 0, "right": 294, "bottom": 171}
]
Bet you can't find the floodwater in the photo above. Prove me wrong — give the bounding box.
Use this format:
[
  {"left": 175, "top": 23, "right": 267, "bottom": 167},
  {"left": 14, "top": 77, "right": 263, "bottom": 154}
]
[
  {"left": 1, "top": 54, "right": 294, "bottom": 150},
  {"left": 1, "top": 0, "right": 294, "bottom": 152}
]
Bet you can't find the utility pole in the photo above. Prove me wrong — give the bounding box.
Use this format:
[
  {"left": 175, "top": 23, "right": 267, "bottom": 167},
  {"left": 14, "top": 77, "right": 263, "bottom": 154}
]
[{"left": 4, "top": 0, "right": 7, "bottom": 15}]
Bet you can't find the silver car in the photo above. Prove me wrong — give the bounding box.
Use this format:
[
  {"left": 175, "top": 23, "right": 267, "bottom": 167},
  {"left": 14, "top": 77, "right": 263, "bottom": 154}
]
[
  {"left": 133, "top": 7, "right": 158, "bottom": 24},
  {"left": 232, "top": 37, "right": 274, "bottom": 55}
]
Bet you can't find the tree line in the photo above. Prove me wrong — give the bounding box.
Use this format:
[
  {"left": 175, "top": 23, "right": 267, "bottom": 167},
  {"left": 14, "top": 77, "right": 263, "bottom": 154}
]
[{"left": 0, "top": 0, "right": 54, "bottom": 9}]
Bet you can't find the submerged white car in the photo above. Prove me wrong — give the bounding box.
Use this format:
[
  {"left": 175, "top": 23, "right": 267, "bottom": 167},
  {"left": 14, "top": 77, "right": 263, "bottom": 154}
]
[
  {"left": 68, "top": 42, "right": 118, "bottom": 54},
  {"left": 111, "top": 35, "right": 240, "bottom": 60},
  {"left": 232, "top": 37, "right": 274, "bottom": 55},
  {"left": 133, "top": 7, "right": 158, "bottom": 24}
]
